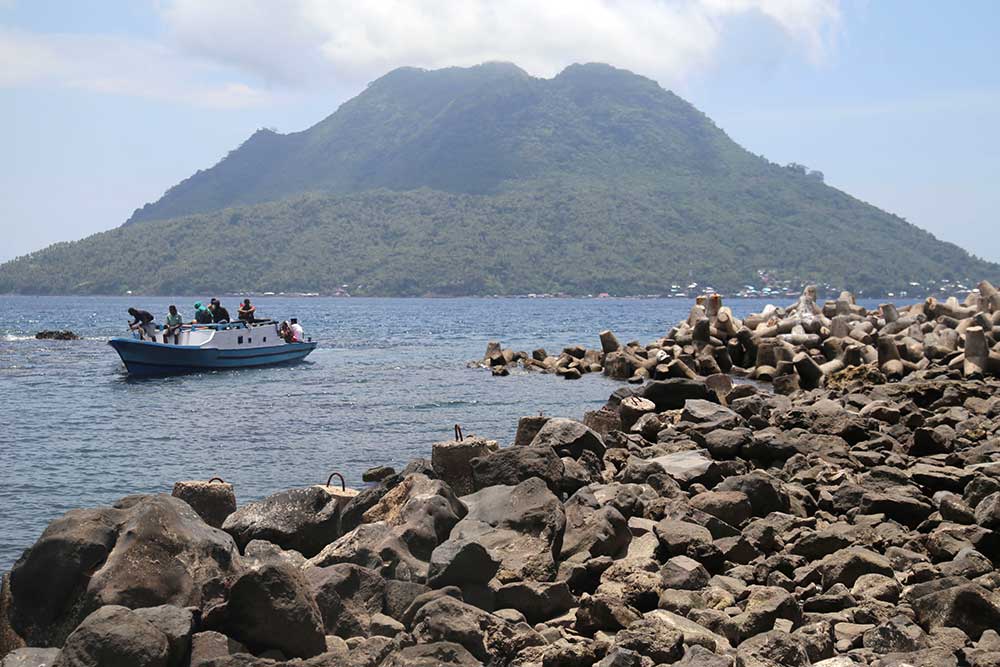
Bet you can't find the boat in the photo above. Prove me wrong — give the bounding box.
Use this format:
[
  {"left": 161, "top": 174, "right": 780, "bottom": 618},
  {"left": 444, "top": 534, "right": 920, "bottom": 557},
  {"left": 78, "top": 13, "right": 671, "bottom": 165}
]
[{"left": 108, "top": 320, "right": 317, "bottom": 376}]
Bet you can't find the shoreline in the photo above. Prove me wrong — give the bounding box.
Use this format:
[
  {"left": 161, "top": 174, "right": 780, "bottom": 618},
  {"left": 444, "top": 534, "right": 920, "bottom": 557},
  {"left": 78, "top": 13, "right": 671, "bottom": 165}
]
[{"left": 2, "top": 284, "right": 999, "bottom": 666}]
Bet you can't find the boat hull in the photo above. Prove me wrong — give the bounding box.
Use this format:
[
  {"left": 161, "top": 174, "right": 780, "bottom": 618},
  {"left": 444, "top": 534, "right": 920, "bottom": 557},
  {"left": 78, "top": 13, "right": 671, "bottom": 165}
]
[{"left": 108, "top": 338, "right": 317, "bottom": 376}]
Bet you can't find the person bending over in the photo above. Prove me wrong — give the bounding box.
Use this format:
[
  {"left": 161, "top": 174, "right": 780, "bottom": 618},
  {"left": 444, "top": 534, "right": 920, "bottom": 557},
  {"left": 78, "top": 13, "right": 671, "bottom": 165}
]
[
  {"left": 127, "top": 307, "right": 156, "bottom": 341},
  {"left": 192, "top": 302, "right": 213, "bottom": 325}
]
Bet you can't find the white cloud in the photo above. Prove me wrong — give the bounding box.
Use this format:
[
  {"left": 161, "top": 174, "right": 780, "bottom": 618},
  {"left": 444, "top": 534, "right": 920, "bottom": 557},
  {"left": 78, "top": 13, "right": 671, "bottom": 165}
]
[
  {"left": 0, "top": 28, "right": 277, "bottom": 108},
  {"left": 0, "top": 0, "right": 841, "bottom": 106},
  {"left": 162, "top": 0, "right": 841, "bottom": 88}
]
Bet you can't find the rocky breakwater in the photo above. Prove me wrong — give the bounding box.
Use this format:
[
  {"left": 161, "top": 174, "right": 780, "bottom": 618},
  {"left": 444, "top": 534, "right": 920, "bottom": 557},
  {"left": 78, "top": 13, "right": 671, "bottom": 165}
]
[
  {"left": 5, "top": 369, "right": 1000, "bottom": 667},
  {"left": 479, "top": 281, "right": 1000, "bottom": 390}
]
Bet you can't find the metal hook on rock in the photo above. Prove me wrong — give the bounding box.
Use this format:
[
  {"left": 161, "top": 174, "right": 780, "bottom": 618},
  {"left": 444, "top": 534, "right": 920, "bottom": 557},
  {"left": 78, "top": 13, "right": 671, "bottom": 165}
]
[
  {"left": 326, "top": 472, "right": 346, "bottom": 491},
  {"left": 208, "top": 477, "right": 225, "bottom": 484},
  {"left": 454, "top": 424, "right": 464, "bottom": 441}
]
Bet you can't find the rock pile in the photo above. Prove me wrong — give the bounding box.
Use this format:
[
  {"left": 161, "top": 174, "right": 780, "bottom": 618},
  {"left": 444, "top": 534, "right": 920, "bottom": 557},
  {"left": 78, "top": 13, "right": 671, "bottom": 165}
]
[
  {"left": 479, "top": 281, "right": 1000, "bottom": 389},
  {"left": 4, "top": 369, "right": 1000, "bottom": 666},
  {"left": 33, "top": 331, "right": 80, "bottom": 341}
]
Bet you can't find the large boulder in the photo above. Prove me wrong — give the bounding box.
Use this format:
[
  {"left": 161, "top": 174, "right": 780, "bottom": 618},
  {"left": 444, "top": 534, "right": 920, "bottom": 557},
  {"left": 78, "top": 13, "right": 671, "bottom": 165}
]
[
  {"left": 815, "top": 547, "right": 895, "bottom": 588},
  {"left": 305, "top": 563, "right": 385, "bottom": 638},
  {"left": 308, "top": 474, "right": 467, "bottom": 581},
  {"left": 411, "top": 596, "right": 520, "bottom": 663},
  {"left": 221, "top": 485, "right": 356, "bottom": 557},
  {"left": 432, "top": 436, "right": 500, "bottom": 497},
  {"left": 9, "top": 495, "right": 240, "bottom": 647},
  {"left": 470, "top": 447, "right": 564, "bottom": 493},
  {"left": 380, "top": 641, "right": 483, "bottom": 667},
  {"left": 2, "top": 648, "right": 60, "bottom": 666},
  {"left": 640, "top": 380, "right": 714, "bottom": 411},
  {"left": 493, "top": 581, "right": 575, "bottom": 624},
  {"left": 131, "top": 606, "right": 193, "bottom": 667},
  {"left": 52, "top": 606, "right": 169, "bottom": 667},
  {"left": 171, "top": 480, "right": 237, "bottom": 529},
  {"left": 715, "top": 471, "right": 788, "bottom": 517},
  {"left": 560, "top": 487, "right": 631, "bottom": 561},
  {"left": 449, "top": 478, "right": 566, "bottom": 582},
  {"left": 912, "top": 582, "right": 1000, "bottom": 640},
  {"left": 529, "top": 419, "right": 606, "bottom": 459},
  {"left": 613, "top": 616, "right": 684, "bottom": 663},
  {"left": 221, "top": 562, "right": 326, "bottom": 658},
  {"left": 427, "top": 540, "right": 499, "bottom": 588}
]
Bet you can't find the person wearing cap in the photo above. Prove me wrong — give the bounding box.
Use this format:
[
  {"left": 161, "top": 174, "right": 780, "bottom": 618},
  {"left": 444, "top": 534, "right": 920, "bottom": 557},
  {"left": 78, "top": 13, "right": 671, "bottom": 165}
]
[
  {"left": 289, "top": 317, "right": 304, "bottom": 343},
  {"left": 209, "top": 298, "right": 230, "bottom": 324},
  {"left": 192, "top": 301, "right": 213, "bottom": 325}
]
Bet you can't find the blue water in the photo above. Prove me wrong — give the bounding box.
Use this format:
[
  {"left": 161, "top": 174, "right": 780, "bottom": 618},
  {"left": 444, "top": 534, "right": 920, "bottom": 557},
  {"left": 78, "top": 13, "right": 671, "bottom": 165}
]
[{"left": 0, "top": 295, "right": 838, "bottom": 570}]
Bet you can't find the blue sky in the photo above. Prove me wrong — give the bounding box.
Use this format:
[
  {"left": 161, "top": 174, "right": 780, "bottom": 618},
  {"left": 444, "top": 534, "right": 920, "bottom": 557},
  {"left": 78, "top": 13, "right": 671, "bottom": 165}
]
[{"left": 2, "top": 1, "right": 998, "bottom": 263}]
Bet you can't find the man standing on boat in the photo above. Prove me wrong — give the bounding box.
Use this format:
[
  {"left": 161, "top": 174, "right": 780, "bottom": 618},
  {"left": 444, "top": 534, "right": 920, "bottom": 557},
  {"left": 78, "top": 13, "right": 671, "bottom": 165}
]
[
  {"left": 127, "top": 307, "right": 156, "bottom": 341},
  {"left": 289, "top": 318, "right": 304, "bottom": 343}
]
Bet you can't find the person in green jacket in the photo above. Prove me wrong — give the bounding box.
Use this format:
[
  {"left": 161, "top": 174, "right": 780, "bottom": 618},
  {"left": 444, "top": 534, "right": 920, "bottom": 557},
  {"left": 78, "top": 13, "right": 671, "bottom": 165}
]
[
  {"left": 164, "top": 304, "right": 184, "bottom": 344},
  {"left": 192, "top": 301, "right": 213, "bottom": 325}
]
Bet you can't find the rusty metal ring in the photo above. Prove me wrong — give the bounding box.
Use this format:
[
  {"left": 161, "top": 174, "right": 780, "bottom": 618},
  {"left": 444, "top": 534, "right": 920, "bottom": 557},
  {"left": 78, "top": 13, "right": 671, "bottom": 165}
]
[
  {"left": 208, "top": 477, "right": 225, "bottom": 484},
  {"left": 326, "top": 472, "right": 346, "bottom": 491}
]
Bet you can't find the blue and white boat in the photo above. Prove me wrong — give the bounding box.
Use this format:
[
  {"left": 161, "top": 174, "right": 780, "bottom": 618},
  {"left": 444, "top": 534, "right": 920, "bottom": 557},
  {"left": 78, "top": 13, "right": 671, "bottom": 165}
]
[{"left": 108, "top": 321, "right": 317, "bottom": 376}]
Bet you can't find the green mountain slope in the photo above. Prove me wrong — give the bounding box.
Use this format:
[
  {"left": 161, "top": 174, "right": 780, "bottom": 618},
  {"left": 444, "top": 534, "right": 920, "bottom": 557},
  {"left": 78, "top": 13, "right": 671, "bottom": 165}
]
[{"left": 2, "top": 62, "right": 996, "bottom": 295}]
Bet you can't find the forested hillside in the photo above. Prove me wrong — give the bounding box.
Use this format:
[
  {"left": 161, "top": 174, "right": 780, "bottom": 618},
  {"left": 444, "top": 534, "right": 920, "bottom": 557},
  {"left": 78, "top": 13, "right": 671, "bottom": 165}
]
[{"left": 2, "top": 62, "right": 995, "bottom": 295}]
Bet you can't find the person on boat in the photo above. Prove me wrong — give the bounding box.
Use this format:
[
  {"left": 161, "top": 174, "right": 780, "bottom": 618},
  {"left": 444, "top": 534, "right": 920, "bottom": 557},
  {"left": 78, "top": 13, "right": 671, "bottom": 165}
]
[
  {"left": 127, "top": 307, "right": 156, "bottom": 341},
  {"left": 163, "top": 305, "right": 184, "bottom": 344},
  {"left": 238, "top": 299, "right": 257, "bottom": 323},
  {"left": 279, "top": 320, "right": 293, "bottom": 343},
  {"left": 289, "top": 318, "right": 304, "bottom": 343},
  {"left": 192, "top": 301, "right": 213, "bottom": 325},
  {"left": 210, "top": 298, "right": 231, "bottom": 324}
]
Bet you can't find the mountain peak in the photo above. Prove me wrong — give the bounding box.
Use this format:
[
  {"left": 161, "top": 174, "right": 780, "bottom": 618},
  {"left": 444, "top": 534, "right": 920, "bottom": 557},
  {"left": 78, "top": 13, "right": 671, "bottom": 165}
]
[{"left": 20, "top": 60, "right": 989, "bottom": 296}]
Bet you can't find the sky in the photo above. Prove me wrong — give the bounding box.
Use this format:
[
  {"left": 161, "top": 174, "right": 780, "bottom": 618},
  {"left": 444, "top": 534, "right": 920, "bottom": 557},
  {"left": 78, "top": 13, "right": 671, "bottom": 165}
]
[{"left": 1, "top": 1, "right": 998, "bottom": 263}]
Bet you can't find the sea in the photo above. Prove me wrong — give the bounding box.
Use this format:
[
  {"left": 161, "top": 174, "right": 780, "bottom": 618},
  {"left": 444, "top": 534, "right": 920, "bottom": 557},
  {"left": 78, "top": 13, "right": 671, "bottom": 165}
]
[{"left": 0, "top": 294, "right": 878, "bottom": 571}]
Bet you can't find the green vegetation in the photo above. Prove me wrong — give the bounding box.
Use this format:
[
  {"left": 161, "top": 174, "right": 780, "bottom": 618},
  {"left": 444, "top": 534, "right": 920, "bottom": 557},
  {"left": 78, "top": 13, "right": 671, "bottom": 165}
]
[{"left": 2, "top": 62, "right": 996, "bottom": 295}]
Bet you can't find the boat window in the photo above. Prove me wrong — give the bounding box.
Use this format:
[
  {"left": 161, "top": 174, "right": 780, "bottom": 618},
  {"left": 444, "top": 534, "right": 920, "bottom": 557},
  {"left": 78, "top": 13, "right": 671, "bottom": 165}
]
[
  {"left": 238, "top": 336, "right": 244, "bottom": 344},
  {"left": 248, "top": 338, "right": 252, "bottom": 343},
  {"left": 263, "top": 337, "right": 267, "bottom": 342}
]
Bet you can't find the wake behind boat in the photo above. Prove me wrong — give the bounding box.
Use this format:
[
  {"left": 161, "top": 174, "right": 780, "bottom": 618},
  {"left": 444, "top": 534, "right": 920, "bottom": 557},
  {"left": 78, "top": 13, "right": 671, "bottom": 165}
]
[{"left": 109, "top": 320, "right": 317, "bottom": 376}]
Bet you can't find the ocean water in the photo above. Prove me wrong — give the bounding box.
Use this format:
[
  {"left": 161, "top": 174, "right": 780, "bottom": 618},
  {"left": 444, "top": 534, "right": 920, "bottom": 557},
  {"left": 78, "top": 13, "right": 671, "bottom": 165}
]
[{"left": 1, "top": 294, "right": 825, "bottom": 570}]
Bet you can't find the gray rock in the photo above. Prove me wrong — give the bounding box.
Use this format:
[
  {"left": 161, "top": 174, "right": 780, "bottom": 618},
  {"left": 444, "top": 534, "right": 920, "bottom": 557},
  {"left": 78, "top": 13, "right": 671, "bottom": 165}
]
[
  {"left": 432, "top": 436, "right": 500, "bottom": 497},
  {"left": 560, "top": 487, "right": 631, "bottom": 561},
  {"left": 613, "top": 616, "right": 684, "bottom": 663},
  {"left": 493, "top": 581, "right": 575, "bottom": 623},
  {"left": 575, "top": 594, "right": 641, "bottom": 634},
  {"left": 171, "top": 480, "right": 237, "bottom": 529},
  {"left": 815, "top": 547, "right": 895, "bottom": 588},
  {"left": 715, "top": 471, "right": 788, "bottom": 517},
  {"left": 131, "top": 606, "right": 193, "bottom": 667},
  {"left": 530, "top": 418, "right": 606, "bottom": 459},
  {"left": 450, "top": 478, "right": 566, "bottom": 581},
  {"left": 427, "top": 539, "right": 499, "bottom": 588},
  {"left": 380, "top": 641, "right": 483, "bottom": 666},
  {"left": 188, "top": 631, "right": 247, "bottom": 667},
  {"left": 223, "top": 562, "right": 326, "bottom": 658},
  {"left": 53, "top": 606, "right": 169, "bottom": 667},
  {"left": 736, "top": 630, "right": 810, "bottom": 667},
  {"left": 10, "top": 494, "right": 240, "bottom": 648},
  {"left": 306, "top": 563, "right": 385, "bottom": 638},
  {"left": 222, "top": 486, "right": 355, "bottom": 557},
  {"left": 1, "top": 649, "right": 60, "bottom": 667},
  {"left": 863, "top": 615, "right": 930, "bottom": 654},
  {"left": 912, "top": 582, "right": 1000, "bottom": 641},
  {"left": 470, "top": 446, "right": 564, "bottom": 492}
]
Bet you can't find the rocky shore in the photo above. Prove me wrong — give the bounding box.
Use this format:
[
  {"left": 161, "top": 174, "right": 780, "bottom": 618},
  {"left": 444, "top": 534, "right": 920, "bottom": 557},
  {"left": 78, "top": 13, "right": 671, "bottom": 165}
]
[
  {"left": 480, "top": 281, "right": 1000, "bottom": 387},
  {"left": 4, "top": 290, "right": 1000, "bottom": 667}
]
